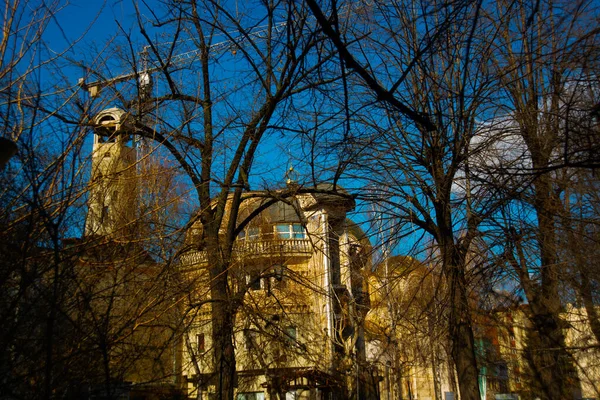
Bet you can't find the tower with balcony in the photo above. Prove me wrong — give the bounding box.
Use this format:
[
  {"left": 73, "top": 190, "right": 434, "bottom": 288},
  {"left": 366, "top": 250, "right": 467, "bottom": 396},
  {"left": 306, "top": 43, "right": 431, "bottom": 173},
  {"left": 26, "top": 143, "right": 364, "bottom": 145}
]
[
  {"left": 85, "top": 107, "right": 138, "bottom": 238},
  {"left": 75, "top": 108, "right": 184, "bottom": 397}
]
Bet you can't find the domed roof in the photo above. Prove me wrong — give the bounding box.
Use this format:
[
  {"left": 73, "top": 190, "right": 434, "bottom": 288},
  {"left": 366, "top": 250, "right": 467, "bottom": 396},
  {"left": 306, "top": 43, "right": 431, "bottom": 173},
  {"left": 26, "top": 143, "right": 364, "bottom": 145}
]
[
  {"left": 185, "top": 185, "right": 355, "bottom": 242},
  {"left": 93, "top": 107, "right": 135, "bottom": 136},
  {"left": 185, "top": 195, "right": 305, "bottom": 244},
  {"left": 236, "top": 197, "right": 305, "bottom": 224}
]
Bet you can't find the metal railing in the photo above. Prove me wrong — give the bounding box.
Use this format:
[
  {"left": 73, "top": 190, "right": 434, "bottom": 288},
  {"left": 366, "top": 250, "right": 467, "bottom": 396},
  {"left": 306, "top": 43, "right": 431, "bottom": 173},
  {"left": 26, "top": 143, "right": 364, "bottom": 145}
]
[{"left": 180, "top": 239, "right": 312, "bottom": 266}]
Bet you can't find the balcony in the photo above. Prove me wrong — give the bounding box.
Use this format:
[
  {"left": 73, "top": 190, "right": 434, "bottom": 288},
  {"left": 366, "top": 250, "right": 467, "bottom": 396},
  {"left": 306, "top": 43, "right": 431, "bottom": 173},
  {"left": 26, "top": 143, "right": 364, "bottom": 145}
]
[
  {"left": 180, "top": 239, "right": 313, "bottom": 267},
  {"left": 180, "top": 251, "right": 208, "bottom": 267},
  {"left": 235, "top": 238, "right": 312, "bottom": 260}
]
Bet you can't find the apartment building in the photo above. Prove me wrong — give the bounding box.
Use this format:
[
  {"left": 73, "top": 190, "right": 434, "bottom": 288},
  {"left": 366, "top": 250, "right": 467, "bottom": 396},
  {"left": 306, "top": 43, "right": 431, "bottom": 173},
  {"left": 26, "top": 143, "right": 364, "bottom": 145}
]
[{"left": 179, "top": 189, "right": 374, "bottom": 399}]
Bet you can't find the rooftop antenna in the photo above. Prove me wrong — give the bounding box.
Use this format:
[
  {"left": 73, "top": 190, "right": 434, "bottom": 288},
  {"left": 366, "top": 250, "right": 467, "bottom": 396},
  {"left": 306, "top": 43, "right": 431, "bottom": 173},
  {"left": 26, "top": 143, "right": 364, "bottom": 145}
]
[{"left": 285, "top": 166, "right": 298, "bottom": 186}]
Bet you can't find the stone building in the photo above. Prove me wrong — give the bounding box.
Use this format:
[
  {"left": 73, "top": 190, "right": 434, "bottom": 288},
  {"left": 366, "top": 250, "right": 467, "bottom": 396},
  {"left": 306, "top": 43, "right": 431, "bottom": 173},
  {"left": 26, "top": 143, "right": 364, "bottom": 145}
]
[
  {"left": 179, "top": 190, "right": 374, "bottom": 399},
  {"left": 366, "top": 255, "right": 458, "bottom": 400}
]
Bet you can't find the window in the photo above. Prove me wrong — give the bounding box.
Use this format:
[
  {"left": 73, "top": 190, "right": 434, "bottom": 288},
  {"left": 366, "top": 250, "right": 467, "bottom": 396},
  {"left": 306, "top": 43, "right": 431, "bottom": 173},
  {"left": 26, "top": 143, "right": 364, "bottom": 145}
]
[
  {"left": 246, "top": 271, "right": 262, "bottom": 291},
  {"left": 197, "top": 333, "right": 205, "bottom": 352},
  {"left": 97, "top": 134, "right": 116, "bottom": 143},
  {"left": 101, "top": 206, "right": 109, "bottom": 223},
  {"left": 239, "top": 227, "right": 260, "bottom": 240},
  {"left": 276, "top": 223, "right": 305, "bottom": 239},
  {"left": 285, "top": 392, "right": 297, "bottom": 400},
  {"left": 285, "top": 326, "right": 297, "bottom": 344},
  {"left": 237, "top": 392, "right": 264, "bottom": 400},
  {"left": 271, "top": 265, "right": 287, "bottom": 290},
  {"left": 247, "top": 227, "right": 260, "bottom": 240},
  {"left": 244, "top": 331, "right": 257, "bottom": 352}
]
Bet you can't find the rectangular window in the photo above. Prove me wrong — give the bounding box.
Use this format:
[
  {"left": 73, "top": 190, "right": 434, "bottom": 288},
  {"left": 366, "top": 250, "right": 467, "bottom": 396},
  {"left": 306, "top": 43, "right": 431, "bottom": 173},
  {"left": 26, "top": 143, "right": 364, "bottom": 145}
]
[
  {"left": 292, "top": 224, "right": 305, "bottom": 239},
  {"left": 271, "top": 266, "right": 286, "bottom": 290},
  {"left": 101, "top": 206, "right": 109, "bottom": 222},
  {"left": 247, "top": 227, "right": 260, "bottom": 240},
  {"left": 285, "top": 326, "right": 297, "bottom": 343},
  {"left": 247, "top": 271, "right": 262, "bottom": 290},
  {"left": 239, "top": 227, "right": 260, "bottom": 240},
  {"left": 237, "top": 393, "right": 265, "bottom": 400},
  {"left": 285, "top": 392, "right": 297, "bottom": 400},
  {"left": 244, "top": 331, "right": 257, "bottom": 352},
  {"left": 276, "top": 223, "right": 306, "bottom": 239},
  {"left": 197, "top": 333, "right": 205, "bottom": 352}
]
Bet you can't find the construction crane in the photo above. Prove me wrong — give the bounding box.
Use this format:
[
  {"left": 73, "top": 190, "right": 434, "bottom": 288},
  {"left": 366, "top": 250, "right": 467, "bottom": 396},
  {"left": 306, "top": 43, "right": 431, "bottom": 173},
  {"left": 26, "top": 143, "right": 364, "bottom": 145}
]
[
  {"left": 78, "top": 21, "right": 288, "bottom": 98},
  {"left": 76, "top": 0, "right": 369, "bottom": 99}
]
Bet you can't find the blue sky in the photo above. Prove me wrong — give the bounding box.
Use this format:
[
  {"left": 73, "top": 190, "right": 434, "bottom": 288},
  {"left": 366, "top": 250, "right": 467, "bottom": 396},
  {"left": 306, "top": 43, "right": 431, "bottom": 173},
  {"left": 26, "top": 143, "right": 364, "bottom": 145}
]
[{"left": 48, "top": 1, "right": 139, "bottom": 49}]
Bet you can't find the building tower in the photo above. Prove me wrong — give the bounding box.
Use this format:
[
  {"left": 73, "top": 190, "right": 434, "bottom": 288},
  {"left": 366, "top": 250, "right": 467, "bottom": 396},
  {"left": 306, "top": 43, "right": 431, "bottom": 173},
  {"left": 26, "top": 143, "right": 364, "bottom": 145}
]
[{"left": 85, "top": 107, "right": 138, "bottom": 238}]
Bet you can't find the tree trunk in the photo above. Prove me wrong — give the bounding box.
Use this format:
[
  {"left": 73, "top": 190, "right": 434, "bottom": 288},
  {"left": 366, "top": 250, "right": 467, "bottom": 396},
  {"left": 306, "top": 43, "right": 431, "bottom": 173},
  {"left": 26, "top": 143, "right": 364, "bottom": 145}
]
[
  {"left": 210, "top": 265, "right": 236, "bottom": 400},
  {"left": 439, "top": 219, "right": 481, "bottom": 400},
  {"left": 206, "top": 223, "right": 236, "bottom": 400},
  {"left": 524, "top": 176, "right": 581, "bottom": 399},
  {"left": 447, "top": 258, "right": 481, "bottom": 400}
]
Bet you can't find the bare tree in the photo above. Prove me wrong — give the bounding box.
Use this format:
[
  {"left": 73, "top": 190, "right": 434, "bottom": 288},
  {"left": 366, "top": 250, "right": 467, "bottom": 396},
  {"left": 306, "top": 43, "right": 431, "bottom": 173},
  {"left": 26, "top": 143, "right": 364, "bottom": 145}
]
[
  {"left": 0, "top": 2, "right": 194, "bottom": 397},
  {"left": 305, "top": 1, "right": 507, "bottom": 398},
  {"left": 76, "top": 1, "right": 347, "bottom": 397},
  {"left": 0, "top": 1, "right": 94, "bottom": 397},
  {"left": 368, "top": 255, "right": 452, "bottom": 400},
  {"left": 478, "top": 0, "right": 600, "bottom": 397}
]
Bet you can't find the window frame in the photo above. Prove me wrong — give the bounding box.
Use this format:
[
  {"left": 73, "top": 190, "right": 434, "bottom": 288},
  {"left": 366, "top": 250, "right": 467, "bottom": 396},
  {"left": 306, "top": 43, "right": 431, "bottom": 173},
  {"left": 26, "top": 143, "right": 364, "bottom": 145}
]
[
  {"left": 239, "top": 226, "right": 260, "bottom": 240},
  {"left": 236, "top": 392, "right": 265, "bottom": 400},
  {"left": 275, "top": 223, "right": 306, "bottom": 239},
  {"left": 197, "top": 333, "right": 205, "bottom": 353},
  {"left": 285, "top": 326, "right": 297, "bottom": 344},
  {"left": 246, "top": 271, "right": 262, "bottom": 291}
]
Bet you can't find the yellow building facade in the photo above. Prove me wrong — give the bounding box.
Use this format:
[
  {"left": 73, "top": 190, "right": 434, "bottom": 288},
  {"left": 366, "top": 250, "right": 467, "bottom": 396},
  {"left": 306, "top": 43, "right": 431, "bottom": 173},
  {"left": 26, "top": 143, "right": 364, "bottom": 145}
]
[
  {"left": 85, "top": 107, "right": 138, "bottom": 238},
  {"left": 180, "top": 192, "right": 373, "bottom": 399}
]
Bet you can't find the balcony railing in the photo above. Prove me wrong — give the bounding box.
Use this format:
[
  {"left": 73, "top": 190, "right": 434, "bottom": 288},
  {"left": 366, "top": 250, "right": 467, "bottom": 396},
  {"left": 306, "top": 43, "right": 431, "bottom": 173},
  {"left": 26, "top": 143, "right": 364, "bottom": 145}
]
[
  {"left": 180, "top": 239, "right": 313, "bottom": 267},
  {"left": 180, "top": 251, "right": 208, "bottom": 266},
  {"left": 234, "top": 238, "right": 311, "bottom": 257}
]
